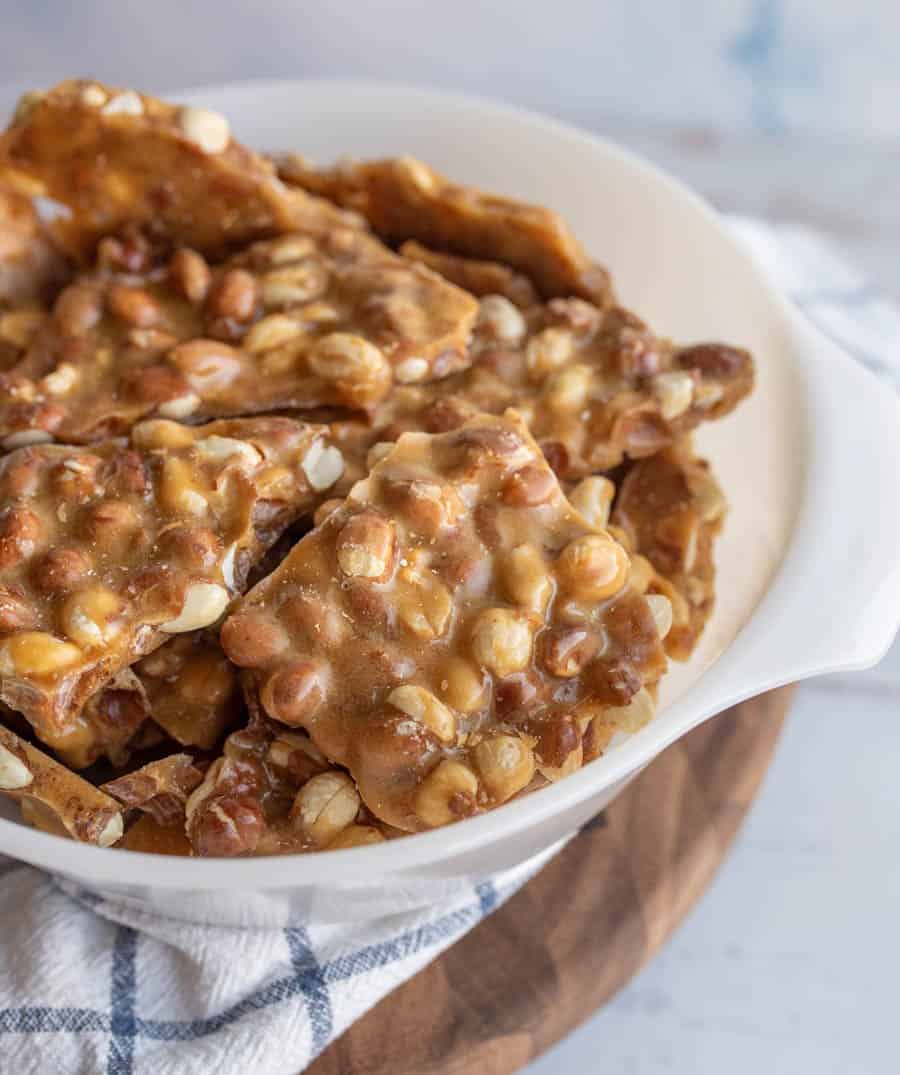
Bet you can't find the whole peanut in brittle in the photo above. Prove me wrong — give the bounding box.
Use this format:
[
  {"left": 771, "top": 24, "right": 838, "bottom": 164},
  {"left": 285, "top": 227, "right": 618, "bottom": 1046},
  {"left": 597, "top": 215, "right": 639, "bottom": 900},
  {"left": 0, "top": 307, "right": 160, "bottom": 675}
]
[
  {"left": 327, "top": 292, "right": 755, "bottom": 485},
  {"left": 0, "top": 415, "right": 342, "bottom": 746},
  {"left": 276, "top": 154, "right": 612, "bottom": 304},
  {"left": 608, "top": 444, "right": 727, "bottom": 661},
  {"left": 0, "top": 724, "right": 123, "bottom": 845},
  {"left": 0, "top": 81, "right": 363, "bottom": 262},
  {"left": 0, "top": 230, "right": 477, "bottom": 445},
  {"left": 222, "top": 412, "right": 669, "bottom": 833}
]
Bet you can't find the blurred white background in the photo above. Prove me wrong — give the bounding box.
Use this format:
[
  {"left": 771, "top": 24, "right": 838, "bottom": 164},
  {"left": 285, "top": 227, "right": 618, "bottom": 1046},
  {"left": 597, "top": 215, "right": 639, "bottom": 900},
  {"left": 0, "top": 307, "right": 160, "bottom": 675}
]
[{"left": 0, "top": 0, "right": 897, "bottom": 138}]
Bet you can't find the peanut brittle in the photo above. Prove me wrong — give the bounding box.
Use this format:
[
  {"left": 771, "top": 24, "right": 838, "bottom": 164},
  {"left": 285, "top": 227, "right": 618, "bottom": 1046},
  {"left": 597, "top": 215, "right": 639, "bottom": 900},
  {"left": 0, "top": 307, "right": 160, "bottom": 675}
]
[
  {"left": 0, "top": 187, "right": 69, "bottom": 307},
  {"left": 399, "top": 240, "right": 539, "bottom": 308},
  {"left": 0, "top": 415, "right": 341, "bottom": 746},
  {"left": 277, "top": 154, "right": 612, "bottom": 303},
  {"left": 0, "top": 725, "right": 123, "bottom": 845},
  {"left": 221, "top": 412, "right": 669, "bottom": 833},
  {"left": 103, "top": 753, "right": 204, "bottom": 827},
  {"left": 609, "top": 443, "right": 726, "bottom": 660},
  {"left": 329, "top": 292, "right": 754, "bottom": 483},
  {"left": 38, "top": 667, "right": 151, "bottom": 769},
  {"left": 134, "top": 631, "right": 242, "bottom": 750},
  {"left": 0, "top": 229, "right": 477, "bottom": 444},
  {"left": 0, "top": 81, "right": 362, "bottom": 262},
  {"left": 183, "top": 717, "right": 391, "bottom": 855}
]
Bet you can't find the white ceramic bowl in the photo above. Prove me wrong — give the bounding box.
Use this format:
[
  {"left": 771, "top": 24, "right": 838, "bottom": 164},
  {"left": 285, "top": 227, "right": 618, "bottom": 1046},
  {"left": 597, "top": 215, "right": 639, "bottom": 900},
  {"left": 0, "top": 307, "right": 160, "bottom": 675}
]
[{"left": 1, "top": 81, "right": 898, "bottom": 926}]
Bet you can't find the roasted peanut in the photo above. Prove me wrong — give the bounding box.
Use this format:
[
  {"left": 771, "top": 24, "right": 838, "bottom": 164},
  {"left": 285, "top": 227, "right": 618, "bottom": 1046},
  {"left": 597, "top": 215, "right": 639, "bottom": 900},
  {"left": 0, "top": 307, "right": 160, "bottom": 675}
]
[
  {"left": 525, "top": 327, "right": 574, "bottom": 380},
  {"left": 395, "top": 554, "right": 453, "bottom": 640},
  {"left": 502, "top": 462, "right": 557, "bottom": 506},
  {"left": 568, "top": 476, "right": 615, "bottom": 529},
  {"left": 168, "top": 248, "right": 211, "bottom": 303},
  {"left": 545, "top": 363, "right": 591, "bottom": 413},
  {"left": 177, "top": 105, "right": 230, "bottom": 154},
  {"left": 220, "top": 609, "right": 289, "bottom": 667},
  {"left": 652, "top": 370, "right": 695, "bottom": 420},
  {"left": 301, "top": 439, "right": 344, "bottom": 491},
  {"left": 470, "top": 608, "right": 534, "bottom": 678},
  {"left": 167, "top": 339, "right": 242, "bottom": 394},
  {"left": 0, "top": 632, "right": 82, "bottom": 677},
  {"left": 540, "top": 626, "right": 599, "bottom": 677},
  {"left": 414, "top": 760, "right": 479, "bottom": 827},
  {"left": 387, "top": 684, "right": 456, "bottom": 743},
  {"left": 261, "top": 261, "right": 328, "bottom": 307},
  {"left": 260, "top": 659, "right": 329, "bottom": 725},
  {"left": 438, "top": 656, "right": 486, "bottom": 714},
  {"left": 291, "top": 772, "right": 360, "bottom": 846},
  {"left": 32, "top": 547, "right": 92, "bottom": 594},
  {"left": 476, "top": 294, "right": 526, "bottom": 344},
  {"left": 473, "top": 734, "right": 535, "bottom": 803},
  {"left": 107, "top": 285, "right": 161, "bottom": 328},
  {"left": 556, "top": 534, "right": 629, "bottom": 599},
  {"left": 53, "top": 285, "right": 101, "bottom": 336},
  {"left": 336, "top": 511, "right": 395, "bottom": 580},
  {"left": 160, "top": 582, "right": 229, "bottom": 633},
  {"left": 0, "top": 589, "right": 39, "bottom": 634},
  {"left": 646, "top": 594, "right": 673, "bottom": 640},
  {"left": 206, "top": 269, "right": 258, "bottom": 323},
  {"left": 501, "top": 544, "right": 553, "bottom": 613},
  {"left": 60, "top": 586, "right": 126, "bottom": 648},
  {"left": 307, "top": 332, "right": 391, "bottom": 407},
  {"left": 328, "top": 824, "right": 386, "bottom": 849},
  {"left": 243, "top": 313, "right": 303, "bottom": 353}
]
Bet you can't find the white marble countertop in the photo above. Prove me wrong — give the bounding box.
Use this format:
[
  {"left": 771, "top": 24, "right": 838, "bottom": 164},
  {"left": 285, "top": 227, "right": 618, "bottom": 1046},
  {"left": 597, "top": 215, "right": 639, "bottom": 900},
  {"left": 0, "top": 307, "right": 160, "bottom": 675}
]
[{"left": 526, "top": 133, "right": 900, "bottom": 1075}]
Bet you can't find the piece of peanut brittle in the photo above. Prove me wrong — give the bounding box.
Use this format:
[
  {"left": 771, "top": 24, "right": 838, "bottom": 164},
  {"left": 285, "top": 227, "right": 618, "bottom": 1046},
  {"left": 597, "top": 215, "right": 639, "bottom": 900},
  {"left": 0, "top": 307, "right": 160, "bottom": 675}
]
[
  {"left": 0, "top": 415, "right": 341, "bottom": 744},
  {"left": 328, "top": 292, "right": 755, "bottom": 486},
  {"left": 103, "top": 753, "right": 204, "bottom": 828},
  {"left": 0, "top": 81, "right": 363, "bottom": 261},
  {"left": 609, "top": 443, "right": 726, "bottom": 660},
  {"left": 222, "top": 412, "right": 669, "bottom": 832},
  {"left": 276, "top": 153, "right": 612, "bottom": 303},
  {"left": 0, "top": 230, "right": 477, "bottom": 445},
  {"left": 0, "top": 724, "right": 123, "bottom": 845}
]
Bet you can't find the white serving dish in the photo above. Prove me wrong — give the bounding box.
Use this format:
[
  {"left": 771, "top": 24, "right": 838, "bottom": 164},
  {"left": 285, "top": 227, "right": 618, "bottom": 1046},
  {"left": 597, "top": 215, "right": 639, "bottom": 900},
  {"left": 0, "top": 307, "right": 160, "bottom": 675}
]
[{"left": 0, "top": 81, "right": 898, "bottom": 926}]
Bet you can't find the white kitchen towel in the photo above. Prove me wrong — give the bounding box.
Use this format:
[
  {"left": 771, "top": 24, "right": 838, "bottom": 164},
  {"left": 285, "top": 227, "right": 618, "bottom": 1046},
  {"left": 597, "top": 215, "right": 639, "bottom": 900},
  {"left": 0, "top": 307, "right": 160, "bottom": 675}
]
[{"left": 0, "top": 218, "right": 897, "bottom": 1075}]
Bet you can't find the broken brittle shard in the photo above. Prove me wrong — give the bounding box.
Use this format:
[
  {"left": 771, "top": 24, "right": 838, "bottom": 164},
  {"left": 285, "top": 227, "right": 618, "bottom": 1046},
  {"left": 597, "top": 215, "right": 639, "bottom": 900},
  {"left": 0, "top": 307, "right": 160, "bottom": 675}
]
[
  {"left": 222, "top": 412, "right": 669, "bottom": 833},
  {"left": 0, "top": 415, "right": 341, "bottom": 746},
  {"left": 0, "top": 80, "right": 363, "bottom": 261}
]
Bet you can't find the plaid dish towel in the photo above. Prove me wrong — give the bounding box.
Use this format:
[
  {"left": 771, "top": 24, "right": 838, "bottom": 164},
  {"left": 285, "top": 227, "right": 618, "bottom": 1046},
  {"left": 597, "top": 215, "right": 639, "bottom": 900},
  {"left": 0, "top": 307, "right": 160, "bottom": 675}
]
[{"left": 0, "top": 218, "right": 897, "bottom": 1075}]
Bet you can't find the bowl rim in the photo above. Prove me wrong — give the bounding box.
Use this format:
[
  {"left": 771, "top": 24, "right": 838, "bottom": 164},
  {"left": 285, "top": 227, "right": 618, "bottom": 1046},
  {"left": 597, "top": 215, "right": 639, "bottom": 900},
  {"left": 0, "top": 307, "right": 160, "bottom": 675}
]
[{"left": 1, "top": 78, "right": 898, "bottom": 890}]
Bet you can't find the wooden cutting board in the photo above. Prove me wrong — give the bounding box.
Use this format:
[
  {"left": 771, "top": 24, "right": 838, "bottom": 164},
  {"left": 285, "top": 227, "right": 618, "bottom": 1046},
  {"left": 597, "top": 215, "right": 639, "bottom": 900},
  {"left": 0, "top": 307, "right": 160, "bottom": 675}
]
[{"left": 309, "top": 687, "right": 792, "bottom": 1075}]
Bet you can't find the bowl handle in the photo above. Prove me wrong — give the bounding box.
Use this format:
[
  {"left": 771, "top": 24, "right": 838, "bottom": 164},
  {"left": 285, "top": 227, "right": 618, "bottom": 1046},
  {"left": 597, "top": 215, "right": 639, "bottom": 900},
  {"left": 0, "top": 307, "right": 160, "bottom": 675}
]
[{"left": 722, "top": 314, "right": 900, "bottom": 695}]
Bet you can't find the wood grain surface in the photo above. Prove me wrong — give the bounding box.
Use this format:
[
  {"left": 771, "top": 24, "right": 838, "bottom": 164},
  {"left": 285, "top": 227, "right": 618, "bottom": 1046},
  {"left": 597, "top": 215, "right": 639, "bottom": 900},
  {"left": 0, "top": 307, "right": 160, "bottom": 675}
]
[{"left": 309, "top": 687, "right": 793, "bottom": 1075}]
